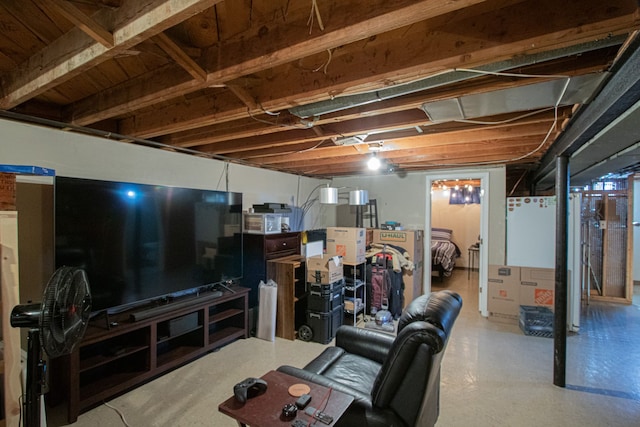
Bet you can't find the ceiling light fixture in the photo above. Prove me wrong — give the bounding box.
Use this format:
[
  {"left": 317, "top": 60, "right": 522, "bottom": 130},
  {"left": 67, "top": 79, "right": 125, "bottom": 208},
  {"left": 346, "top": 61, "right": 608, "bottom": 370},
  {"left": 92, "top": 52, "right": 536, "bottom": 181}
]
[
  {"left": 368, "top": 155, "right": 381, "bottom": 171},
  {"left": 368, "top": 141, "right": 384, "bottom": 152}
]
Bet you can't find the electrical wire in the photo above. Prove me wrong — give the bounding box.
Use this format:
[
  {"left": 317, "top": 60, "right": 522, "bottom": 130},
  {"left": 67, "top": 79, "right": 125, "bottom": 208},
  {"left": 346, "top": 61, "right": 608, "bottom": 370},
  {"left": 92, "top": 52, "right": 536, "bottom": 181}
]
[
  {"left": 103, "top": 401, "right": 131, "bottom": 427},
  {"left": 298, "top": 49, "right": 333, "bottom": 74},
  {"left": 415, "top": 103, "right": 562, "bottom": 168},
  {"left": 215, "top": 161, "right": 229, "bottom": 191},
  {"left": 307, "top": 0, "right": 324, "bottom": 33},
  {"left": 308, "top": 386, "right": 333, "bottom": 426},
  {"left": 452, "top": 106, "right": 556, "bottom": 126},
  {"left": 454, "top": 67, "right": 569, "bottom": 80},
  {"left": 414, "top": 68, "right": 574, "bottom": 167}
]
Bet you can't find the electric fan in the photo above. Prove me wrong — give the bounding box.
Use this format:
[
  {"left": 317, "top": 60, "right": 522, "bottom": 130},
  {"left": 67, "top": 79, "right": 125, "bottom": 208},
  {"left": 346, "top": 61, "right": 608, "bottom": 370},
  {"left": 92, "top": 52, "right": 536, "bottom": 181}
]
[{"left": 10, "top": 266, "right": 92, "bottom": 427}]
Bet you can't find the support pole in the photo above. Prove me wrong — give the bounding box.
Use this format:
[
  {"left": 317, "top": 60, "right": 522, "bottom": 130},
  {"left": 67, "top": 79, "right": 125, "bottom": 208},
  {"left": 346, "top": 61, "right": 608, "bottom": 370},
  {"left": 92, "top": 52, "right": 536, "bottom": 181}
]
[{"left": 554, "top": 155, "right": 569, "bottom": 387}]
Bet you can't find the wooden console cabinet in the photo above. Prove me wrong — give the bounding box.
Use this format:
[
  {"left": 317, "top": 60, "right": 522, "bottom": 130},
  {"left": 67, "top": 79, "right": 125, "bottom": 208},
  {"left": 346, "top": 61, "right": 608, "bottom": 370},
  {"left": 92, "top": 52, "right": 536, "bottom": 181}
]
[
  {"left": 243, "top": 232, "right": 301, "bottom": 309},
  {"left": 49, "top": 287, "right": 249, "bottom": 423},
  {"left": 266, "top": 255, "right": 307, "bottom": 340}
]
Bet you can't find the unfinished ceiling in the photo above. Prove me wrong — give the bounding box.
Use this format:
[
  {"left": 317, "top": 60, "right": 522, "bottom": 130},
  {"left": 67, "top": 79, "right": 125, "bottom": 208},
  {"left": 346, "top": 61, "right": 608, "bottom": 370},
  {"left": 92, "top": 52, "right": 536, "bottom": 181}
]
[{"left": 1, "top": 0, "right": 640, "bottom": 192}]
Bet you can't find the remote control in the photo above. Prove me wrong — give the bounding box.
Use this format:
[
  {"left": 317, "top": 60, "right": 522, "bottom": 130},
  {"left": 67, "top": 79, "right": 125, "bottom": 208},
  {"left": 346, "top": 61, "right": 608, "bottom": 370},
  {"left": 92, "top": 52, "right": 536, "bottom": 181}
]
[
  {"left": 304, "top": 407, "right": 333, "bottom": 425},
  {"left": 295, "top": 393, "right": 312, "bottom": 409},
  {"left": 291, "top": 420, "right": 308, "bottom": 427}
]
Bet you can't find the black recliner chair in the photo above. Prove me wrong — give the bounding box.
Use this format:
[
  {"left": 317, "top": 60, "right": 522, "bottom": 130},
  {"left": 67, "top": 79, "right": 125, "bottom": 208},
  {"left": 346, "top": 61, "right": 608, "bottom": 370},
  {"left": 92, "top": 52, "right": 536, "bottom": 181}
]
[{"left": 277, "top": 290, "right": 462, "bottom": 427}]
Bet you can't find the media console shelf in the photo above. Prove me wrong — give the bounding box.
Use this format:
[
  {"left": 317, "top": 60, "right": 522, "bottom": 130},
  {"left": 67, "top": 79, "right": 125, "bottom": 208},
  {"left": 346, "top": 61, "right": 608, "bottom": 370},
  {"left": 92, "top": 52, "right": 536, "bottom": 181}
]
[{"left": 49, "top": 287, "right": 249, "bottom": 423}]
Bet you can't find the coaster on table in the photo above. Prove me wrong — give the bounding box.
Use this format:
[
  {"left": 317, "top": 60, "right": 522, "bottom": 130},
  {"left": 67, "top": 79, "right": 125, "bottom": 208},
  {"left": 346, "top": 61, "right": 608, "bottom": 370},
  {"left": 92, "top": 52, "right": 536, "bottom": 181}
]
[{"left": 288, "top": 383, "right": 311, "bottom": 397}]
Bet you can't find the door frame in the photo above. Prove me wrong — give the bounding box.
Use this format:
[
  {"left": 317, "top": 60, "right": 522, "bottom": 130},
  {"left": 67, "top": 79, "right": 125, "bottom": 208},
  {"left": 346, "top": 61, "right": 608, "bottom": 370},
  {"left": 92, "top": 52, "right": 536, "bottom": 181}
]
[{"left": 425, "top": 170, "right": 491, "bottom": 316}]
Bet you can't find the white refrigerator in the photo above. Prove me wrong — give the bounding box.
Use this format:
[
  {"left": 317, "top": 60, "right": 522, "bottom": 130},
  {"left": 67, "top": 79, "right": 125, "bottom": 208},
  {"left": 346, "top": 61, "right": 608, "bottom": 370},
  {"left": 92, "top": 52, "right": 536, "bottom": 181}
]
[{"left": 506, "top": 195, "right": 581, "bottom": 331}]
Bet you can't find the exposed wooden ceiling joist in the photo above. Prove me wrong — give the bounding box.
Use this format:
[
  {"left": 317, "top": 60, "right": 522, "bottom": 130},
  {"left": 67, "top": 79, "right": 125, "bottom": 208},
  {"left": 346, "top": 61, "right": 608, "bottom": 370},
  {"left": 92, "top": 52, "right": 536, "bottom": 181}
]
[{"left": 0, "top": 0, "right": 639, "bottom": 189}]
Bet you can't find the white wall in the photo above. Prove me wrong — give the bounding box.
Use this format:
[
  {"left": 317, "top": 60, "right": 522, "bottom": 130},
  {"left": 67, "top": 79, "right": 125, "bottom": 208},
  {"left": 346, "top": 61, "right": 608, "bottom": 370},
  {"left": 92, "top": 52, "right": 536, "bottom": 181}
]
[{"left": 0, "top": 118, "right": 335, "bottom": 230}]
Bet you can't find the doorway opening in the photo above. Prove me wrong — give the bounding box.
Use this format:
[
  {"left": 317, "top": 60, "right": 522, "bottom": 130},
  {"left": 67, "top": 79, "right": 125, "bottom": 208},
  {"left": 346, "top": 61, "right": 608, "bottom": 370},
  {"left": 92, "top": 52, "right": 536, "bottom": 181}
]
[{"left": 426, "top": 170, "right": 490, "bottom": 316}]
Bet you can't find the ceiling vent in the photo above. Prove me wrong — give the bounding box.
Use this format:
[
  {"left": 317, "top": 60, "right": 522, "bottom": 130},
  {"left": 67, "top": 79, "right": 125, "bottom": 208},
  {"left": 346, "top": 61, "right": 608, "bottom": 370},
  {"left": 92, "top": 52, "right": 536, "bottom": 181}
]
[{"left": 333, "top": 135, "right": 367, "bottom": 146}]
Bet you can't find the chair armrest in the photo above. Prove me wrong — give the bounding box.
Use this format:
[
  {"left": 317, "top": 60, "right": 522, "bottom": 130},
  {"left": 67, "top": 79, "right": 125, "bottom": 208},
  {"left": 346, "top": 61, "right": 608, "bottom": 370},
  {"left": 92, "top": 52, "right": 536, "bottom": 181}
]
[
  {"left": 335, "top": 326, "right": 395, "bottom": 364},
  {"left": 277, "top": 365, "right": 373, "bottom": 407}
]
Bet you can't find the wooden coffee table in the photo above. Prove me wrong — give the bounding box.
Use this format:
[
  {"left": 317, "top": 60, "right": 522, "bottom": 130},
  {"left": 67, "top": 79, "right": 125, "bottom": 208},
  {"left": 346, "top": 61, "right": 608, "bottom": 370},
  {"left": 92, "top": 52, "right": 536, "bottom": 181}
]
[{"left": 218, "top": 370, "right": 354, "bottom": 427}]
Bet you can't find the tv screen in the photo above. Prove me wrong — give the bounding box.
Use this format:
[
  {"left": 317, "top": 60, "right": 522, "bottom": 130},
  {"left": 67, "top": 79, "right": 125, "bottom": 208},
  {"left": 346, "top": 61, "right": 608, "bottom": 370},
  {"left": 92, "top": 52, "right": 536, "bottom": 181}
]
[{"left": 55, "top": 177, "right": 243, "bottom": 313}]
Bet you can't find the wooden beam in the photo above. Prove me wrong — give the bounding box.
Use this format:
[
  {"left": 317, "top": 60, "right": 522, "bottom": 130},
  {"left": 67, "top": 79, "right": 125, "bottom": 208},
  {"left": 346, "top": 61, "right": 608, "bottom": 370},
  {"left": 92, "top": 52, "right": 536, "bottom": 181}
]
[
  {"left": 236, "top": 132, "right": 556, "bottom": 166},
  {"left": 50, "top": 0, "right": 114, "bottom": 47},
  {"left": 168, "top": 104, "right": 567, "bottom": 154},
  {"left": 152, "top": 32, "right": 207, "bottom": 81},
  {"left": 68, "top": 0, "right": 492, "bottom": 125},
  {"left": 160, "top": 68, "right": 582, "bottom": 149},
  {"left": 226, "top": 84, "right": 259, "bottom": 111},
  {"left": 0, "top": 0, "right": 223, "bottom": 109},
  {"left": 119, "top": 0, "right": 640, "bottom": 138},
  {"left": 259, "top": 137, "right": 548, "bottom": 175}
]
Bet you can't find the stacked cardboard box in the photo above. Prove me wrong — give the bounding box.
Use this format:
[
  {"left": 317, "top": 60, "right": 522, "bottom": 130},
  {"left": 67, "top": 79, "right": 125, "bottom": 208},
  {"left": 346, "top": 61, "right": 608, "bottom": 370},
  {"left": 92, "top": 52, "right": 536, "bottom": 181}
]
[
  {"left": 307, "top": 255, "right": 343, "bottom": 284},
  {"left": 520, "top": 267, "right": 555, "bottom": 308},
  {"left": 487, "top": 265, "right": 521, "bottom": 323},
  {"left": 305, "top": 255, "right": 345, "bottom": 344},
  {"left": 326, "top": 227, "right": 366, "bottom": 264},
  {"left": 488, "top": 265, "right": 556, "bottom": 324}
]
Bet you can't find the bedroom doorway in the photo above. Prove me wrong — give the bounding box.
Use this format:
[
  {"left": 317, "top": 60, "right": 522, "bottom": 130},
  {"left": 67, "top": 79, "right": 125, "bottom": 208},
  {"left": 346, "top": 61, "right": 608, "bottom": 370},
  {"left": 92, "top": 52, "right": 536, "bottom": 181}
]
[{"left": 426, "top": 171, "right": 490, "bottom": 316}]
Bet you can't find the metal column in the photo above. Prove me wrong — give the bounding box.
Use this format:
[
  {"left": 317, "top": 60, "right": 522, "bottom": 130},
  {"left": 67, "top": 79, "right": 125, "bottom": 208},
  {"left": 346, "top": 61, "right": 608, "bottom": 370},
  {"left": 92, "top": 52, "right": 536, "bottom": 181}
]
[{"left": 554, "top": 155, "right": 569, "bottom": 387}]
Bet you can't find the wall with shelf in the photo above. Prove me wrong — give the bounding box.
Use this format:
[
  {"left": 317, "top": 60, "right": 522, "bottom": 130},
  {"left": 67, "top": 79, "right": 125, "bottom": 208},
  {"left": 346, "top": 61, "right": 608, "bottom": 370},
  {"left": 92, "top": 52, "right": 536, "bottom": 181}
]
[{"left": 49, "top": 287, "right": 249, "bottom": 423}]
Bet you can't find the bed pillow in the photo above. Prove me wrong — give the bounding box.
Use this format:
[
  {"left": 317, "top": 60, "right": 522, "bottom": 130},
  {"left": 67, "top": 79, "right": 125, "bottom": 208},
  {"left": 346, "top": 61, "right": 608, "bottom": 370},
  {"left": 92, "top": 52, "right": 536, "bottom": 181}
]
[{"left": 432, "top": 227, "right": 453, "bottom": 241}]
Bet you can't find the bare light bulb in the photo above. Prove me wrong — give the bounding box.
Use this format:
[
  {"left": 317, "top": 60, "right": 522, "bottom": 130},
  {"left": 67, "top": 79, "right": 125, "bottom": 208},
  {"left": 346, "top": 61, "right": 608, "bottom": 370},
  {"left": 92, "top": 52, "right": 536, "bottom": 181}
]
[{"left": 367, "top": 156, "right": 381, "bottom": 170}]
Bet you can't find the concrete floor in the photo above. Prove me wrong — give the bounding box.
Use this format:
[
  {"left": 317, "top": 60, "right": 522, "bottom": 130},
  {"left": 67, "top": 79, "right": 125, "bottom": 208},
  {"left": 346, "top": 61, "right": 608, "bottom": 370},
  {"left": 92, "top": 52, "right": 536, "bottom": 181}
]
[{"left": 48, "top": 269, "right": 640, "bottom": 426}]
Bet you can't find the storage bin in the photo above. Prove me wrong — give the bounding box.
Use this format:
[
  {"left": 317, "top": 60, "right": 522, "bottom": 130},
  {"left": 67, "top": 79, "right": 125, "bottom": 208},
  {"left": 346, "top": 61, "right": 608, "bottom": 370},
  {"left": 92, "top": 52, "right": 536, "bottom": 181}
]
[
  {"left": 519, "top": 305, "right": 554, "bottom": 338},
  {"left": 306, "top": 305, "right": 344, "bottom": 344},
  {"left": 243, "top": 213, "right": 282, "bottom": 234},
  {"left": 308, "top": 284, "right": 344, "bottom": 312},
  {"left": 309, "top": 278, "right": 345, "bottom": 292}
]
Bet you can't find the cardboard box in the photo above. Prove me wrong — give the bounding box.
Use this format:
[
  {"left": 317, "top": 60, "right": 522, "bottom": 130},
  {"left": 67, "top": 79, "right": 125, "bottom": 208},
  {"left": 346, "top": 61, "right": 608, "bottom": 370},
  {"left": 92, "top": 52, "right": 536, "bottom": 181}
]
[
  {"left": 372, "top": 229, "right": 424, "bottom": 306},
  {"left": 326, "top": 227, "right": 366, "bottom": 264},
  {"left": 327, "top": 227, "right": 366, "bottom": 241},
  {"left": 520, "top": 267, "right": 555, "bottom": 310},
  {"left": 366, "top": 228, "right": 374, "bottom": 246},
  {"left": 487, "top": 265, "right": 521, "bottom": 323},
  {"left": 372, "top": 229, "right": 424, "bottom": 265},
  {"left": 306, "top": 255, "right": 344, "bottom": 284},
  {"left": 326, "top": 238, "right": 366, "bottom": 264}
]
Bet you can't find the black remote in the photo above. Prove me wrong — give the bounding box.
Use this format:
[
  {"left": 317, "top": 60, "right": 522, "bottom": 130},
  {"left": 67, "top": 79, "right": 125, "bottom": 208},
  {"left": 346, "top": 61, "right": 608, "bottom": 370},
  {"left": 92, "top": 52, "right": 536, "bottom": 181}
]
[
  {"left": 304, "top": 406, "right": 333, "bottom": 425},
  {"left": 295, "top": 393, "right": 312, "bottom": 409},
  {"left": 291, "top": 420, "right": 307, "bottom": 427}
]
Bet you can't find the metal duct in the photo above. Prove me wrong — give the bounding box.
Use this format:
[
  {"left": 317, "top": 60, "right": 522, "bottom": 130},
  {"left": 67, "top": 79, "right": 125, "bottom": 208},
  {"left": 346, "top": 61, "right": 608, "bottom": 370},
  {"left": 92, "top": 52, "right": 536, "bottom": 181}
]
[
  {"left": 420, "top": 73, "right": 607, "bottom": 122},
  {"left": 288, "top": 35, "right": 626, "bottom": 119}
]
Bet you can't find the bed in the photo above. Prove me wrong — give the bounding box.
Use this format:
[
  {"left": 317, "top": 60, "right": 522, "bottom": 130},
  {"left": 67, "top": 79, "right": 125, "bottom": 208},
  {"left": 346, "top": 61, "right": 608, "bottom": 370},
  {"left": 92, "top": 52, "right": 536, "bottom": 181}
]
[{"left": 431, "top": 228, "right": 461, "bottom": 281}]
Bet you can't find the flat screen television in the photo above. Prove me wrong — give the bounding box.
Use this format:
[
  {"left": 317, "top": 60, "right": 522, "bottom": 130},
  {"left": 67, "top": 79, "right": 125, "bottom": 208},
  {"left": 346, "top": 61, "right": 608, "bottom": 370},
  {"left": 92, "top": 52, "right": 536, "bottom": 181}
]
[{"left": 55, "top": 177, "right": 243, "bottom": 314}]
